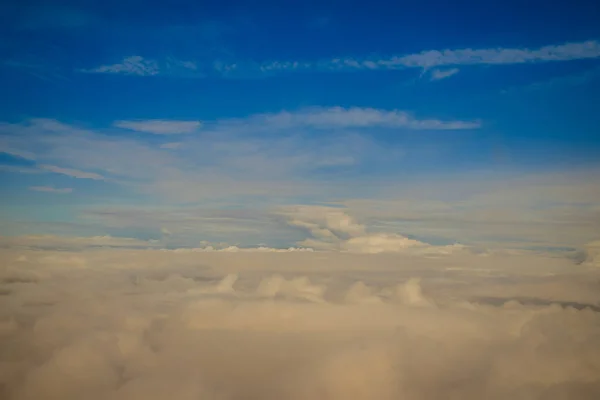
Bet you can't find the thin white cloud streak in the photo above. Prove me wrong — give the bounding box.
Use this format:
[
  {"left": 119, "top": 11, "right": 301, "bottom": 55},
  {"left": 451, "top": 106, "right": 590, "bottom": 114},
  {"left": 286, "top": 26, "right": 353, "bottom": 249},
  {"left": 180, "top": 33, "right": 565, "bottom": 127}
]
[
  {"left": 166, "top": 245, "right": 314, "bottom": 253},
  {"left": 80, "top": 40, "right": 600, "bottom": 78},
  {"left": 81, "top": 206, "right": 293, "bottom": 248},
  {"left": 79, "top": 55, "right": 160, "bottom": 76},
  {"left": 430, "top": 67, "right": 459, "bottom": 81},
  {"left": 0, "top": 108, "right": 477, "bottom": 191},
  {"left": 0, "top": 165, "right": 42, "bottom": 174},
  {"left": 29, "top": 186, "right": 73, "bottom": 194},
  {"left": 387, "top": 40, "right": 600, "bottom": 68},
  {"left": 0, "top": 234, "right": 313, "bottom": 253},
  {"left": 237, "top": 107, "right": 480, "bottom": 130},
  {"left": 0, "top": 146, "right": 36, "bottom": 161},
  {"left": 0, "top": 119, "right": 178, "bottom": 181},
  {"left": 259, "top": 40, "right": 600, "bottom": 73},
  {"left": 114, "top": 120, "right": 202, "bottom": 135},
  {"left": 40, "top": 164, "right": 105, "bottom": 180},
  {"left": 79, "top": 55, "right": 199, "bottom": 77},
  {"left": 0, "top": 248, "right": 599, "bottom": 400}
]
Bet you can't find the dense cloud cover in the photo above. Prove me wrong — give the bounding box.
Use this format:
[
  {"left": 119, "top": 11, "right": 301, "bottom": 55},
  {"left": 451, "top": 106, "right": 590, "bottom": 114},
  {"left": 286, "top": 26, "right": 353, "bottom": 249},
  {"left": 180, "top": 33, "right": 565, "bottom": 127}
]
[{"left": 1, "top": 249, "right": 600, "bottom": 400}]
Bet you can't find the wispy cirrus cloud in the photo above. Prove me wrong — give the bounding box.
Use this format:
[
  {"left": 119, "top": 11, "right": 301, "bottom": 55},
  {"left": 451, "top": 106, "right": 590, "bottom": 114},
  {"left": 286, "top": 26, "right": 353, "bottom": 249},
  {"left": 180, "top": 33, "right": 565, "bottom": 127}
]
[
  {"left": 114, "top": 119, "right": 202, "bottom": 134},
  {"left": 0, "top": 107, "right": 478, "bottom": 204},
  {"left": 430, "top": 68, "right": 460, "bottom": 81},
  {"left": 261, "top": 40, "right": 600, "bottom": 73},
  {"left": 81, "top": 40, "right": 600, "bottom": 78},
  {"left": 29, "top": 186, "right": 73, "bottom": 194},
  {"left": 385, "top": 40, "right": 600, "bottom": 68},
  {"left": 79, "top": 56, "right": 160, "bottom": 76},
  {"left": 40, "top": 165, "right": 105, "bottom": 180},
  {"left": 79, "top": 55, "right": 199, "bottom": 77},
  {"left": 212, "top": 106, "right": 481, "bottom": 131},
  {"left": 3, "top": 112, "right": 600, "bottom": 251}
]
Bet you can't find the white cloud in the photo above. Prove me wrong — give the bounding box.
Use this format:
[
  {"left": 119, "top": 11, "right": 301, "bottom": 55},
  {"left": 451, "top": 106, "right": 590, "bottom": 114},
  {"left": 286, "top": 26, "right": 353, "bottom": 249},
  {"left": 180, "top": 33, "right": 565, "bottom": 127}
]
[
  {"left": 29, "top": 186, "right": 73, "bottom": 194},
  {"left": 165, "top": 245, "right": 314, "bottom": 253},
  {"left": 0, "top": 234, "right": 314, "bottom": 252},
  {"left": 257, "top": 40, "right": 600, "bottom": 74},
  {"left": 165, "top": 57, "right": 198, "bottom": 71},
  {"left": 114, "top": 120, "right": 202, "bottom": 135},
  {"left": 40, "top": 164, "right": 105, "bottom": 180},
  {"left": 80, "top": 56, "right": 160, "bottom": 76},
  {"left": 0, "top": 119, "right": 177, "bottom": 181},
  {"left": 390, "top": 40, "right": 600, "bottom": 68},
  {"left": 3, "top": 117, "right": 599, "bottom": 252},
  {"left": 241, "top": 107, "right": 480, "bottom": 130},
  {"left": 281, "top": 205, "right": 463, "bottom": 254},
  {"left": 81, "top": 40, "right": 600, "bottom": 78},
  {"left": 0, "top": 247, "right": 599, "bottom": 400},
  {"left": 0, "top": 165, "right": 42, "bottom": 174},
  {"left": 80, "top": 56, "right": 199, "bottom": 77},
  {"left": 430, "top": 67, "right": 459, "bottom": 81},
  {"left": 0, "top": 146, "right": 36, "bottom": 160},
  {"left": 0, "top": 110, "right": 476, "bottom": 201},
  {"left": 583, "top": 240, "right": 600, "bottom": 267}
]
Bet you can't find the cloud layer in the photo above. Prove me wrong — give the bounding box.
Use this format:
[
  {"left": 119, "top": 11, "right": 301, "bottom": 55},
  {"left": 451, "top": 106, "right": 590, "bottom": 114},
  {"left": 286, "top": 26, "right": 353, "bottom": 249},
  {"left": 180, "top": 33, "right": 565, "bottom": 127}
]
[{"left": 1, "top": 248, "right": 599, "bottom": 400}]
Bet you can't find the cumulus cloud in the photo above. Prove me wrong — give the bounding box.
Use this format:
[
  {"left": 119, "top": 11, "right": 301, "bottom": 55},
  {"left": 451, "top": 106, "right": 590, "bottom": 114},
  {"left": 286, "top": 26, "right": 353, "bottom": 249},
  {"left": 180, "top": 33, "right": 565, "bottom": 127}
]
[
  {"left": 0, "top": 248, "right": 599, "bottom": 400},
  {"left": 114, "top": 120, "right": 202, "bottom": 135},
  {"left": 282, "top": 205, "right": 463, "bottom": 254}
]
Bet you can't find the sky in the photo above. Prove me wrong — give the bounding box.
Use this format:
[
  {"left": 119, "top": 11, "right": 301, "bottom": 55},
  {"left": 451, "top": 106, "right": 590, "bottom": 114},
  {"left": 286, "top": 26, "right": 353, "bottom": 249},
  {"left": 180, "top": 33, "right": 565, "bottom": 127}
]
[
  {"left": 1, "top": 0, "right": 600, "bottom": 253},
  {"left": 2, "top": 3, "right": 600, "bottom": 398}
]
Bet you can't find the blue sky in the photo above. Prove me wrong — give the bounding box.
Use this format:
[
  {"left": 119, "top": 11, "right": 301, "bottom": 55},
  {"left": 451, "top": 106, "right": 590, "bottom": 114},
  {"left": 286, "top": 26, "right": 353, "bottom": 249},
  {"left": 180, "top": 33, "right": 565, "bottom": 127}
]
[{"left": 1, "top": 0, "right": 600, "bottom": 251}]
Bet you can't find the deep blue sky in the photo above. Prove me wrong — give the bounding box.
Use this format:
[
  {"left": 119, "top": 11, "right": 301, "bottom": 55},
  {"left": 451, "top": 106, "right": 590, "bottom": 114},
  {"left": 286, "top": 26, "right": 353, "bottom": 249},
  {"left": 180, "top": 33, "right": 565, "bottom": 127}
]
[{"left": 1, "top": 0, "right": 599, "bottom": 249}]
